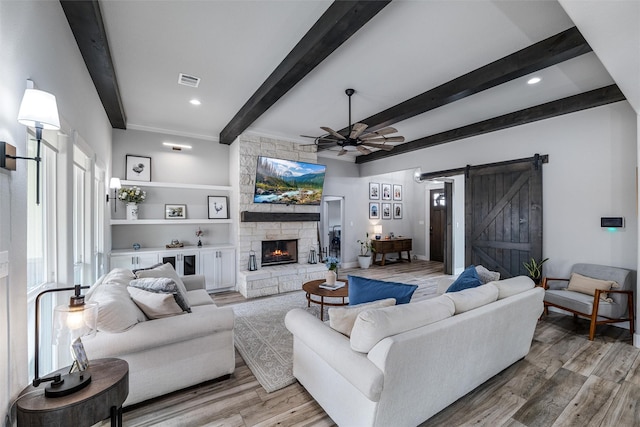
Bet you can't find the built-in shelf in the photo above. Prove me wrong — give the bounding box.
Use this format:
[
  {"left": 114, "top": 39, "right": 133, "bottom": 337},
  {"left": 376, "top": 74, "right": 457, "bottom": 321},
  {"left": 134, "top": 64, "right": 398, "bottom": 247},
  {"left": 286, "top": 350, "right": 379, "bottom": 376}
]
[
  {"left": 120, "top": 180, "right": 231, "bottom": 191},
  {"left": 111, "top": 219, "right": 232, "bottom": 225}
]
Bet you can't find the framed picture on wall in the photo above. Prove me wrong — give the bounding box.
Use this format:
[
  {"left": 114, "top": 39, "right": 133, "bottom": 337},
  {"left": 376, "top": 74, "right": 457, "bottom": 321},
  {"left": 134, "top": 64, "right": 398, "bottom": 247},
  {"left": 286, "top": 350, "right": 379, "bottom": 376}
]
[
  {"left": 393, "top": 184, "right": 402, "bottom": 201},
  {"left": 382, "top": 184, "right": 392, "bottom": 200},
  {"left": 125, "top": 155, "right": 151, "bottom": 182},
  {"left": 369, "top": 182, "right": 380, "bottom": 200},
  {"left": 208, "top": 196, "right": 229, "bottom": 219},
  {"left": 393, "top": 203, "right": 403, "bottom": 219},
  {"left": 382, "top": 203, "right": 392, "bottom": 219},
  {"left": 369, "top": 202, "right": 380, "bottom": 219},
  {"left": 165, "top": 204, "right": 186, "bottom": 219}
]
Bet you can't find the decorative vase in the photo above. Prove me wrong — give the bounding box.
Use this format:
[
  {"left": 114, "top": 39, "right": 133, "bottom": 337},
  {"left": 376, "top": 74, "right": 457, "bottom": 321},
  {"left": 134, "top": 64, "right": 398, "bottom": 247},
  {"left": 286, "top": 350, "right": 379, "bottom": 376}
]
[
  {"left": 126, "top": 203, "right": 138, "bottom": 220},
  {"left": 197, "top": 239, "right": 202, "bottom": 248},
  {"left": 325, "top": 270, "right": 337, "bottom": 286}
]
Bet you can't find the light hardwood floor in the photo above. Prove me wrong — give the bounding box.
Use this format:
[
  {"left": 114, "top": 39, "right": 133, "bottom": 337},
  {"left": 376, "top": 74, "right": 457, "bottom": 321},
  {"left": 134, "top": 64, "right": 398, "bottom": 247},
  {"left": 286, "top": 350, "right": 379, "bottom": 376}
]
[{"left": 111, "top": 261, "right": 639, "bottom": 427}]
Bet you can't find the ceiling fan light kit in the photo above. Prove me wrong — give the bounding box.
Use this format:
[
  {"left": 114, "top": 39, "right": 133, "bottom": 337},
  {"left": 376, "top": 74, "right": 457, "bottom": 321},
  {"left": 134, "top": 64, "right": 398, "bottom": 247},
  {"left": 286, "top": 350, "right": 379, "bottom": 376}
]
[{"left": 308, "top": 88, "right": 404, "bottom": 156}]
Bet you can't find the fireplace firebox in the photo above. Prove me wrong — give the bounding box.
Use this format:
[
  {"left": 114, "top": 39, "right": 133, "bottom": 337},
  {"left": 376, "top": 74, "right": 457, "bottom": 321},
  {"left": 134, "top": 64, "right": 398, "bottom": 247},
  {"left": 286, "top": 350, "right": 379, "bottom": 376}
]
[{"left": 262, "top": 239, "right": 298, "bottom": 266}]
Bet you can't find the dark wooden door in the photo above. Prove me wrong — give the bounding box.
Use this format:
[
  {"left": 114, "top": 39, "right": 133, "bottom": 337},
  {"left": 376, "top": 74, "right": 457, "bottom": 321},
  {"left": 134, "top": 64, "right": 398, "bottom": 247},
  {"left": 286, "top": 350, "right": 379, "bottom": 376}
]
[
  {"left": 465, "top": 159, "right": 542, "bottom": 278},
  {"left": 430, "top": 189, "right": 445, "bottom": 262}
]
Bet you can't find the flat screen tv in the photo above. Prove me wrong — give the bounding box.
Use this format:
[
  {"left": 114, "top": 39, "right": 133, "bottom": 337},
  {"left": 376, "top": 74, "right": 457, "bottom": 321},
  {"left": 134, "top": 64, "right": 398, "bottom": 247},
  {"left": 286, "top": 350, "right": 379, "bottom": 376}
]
[{"left": 253, "top": 156, "right": 326, "bottom": 205}]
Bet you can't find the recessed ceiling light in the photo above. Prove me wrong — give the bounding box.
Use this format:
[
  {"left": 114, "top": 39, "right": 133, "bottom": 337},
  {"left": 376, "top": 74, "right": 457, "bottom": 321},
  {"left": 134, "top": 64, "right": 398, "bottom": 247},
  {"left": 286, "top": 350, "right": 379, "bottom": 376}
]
[
  {"left": 163, "top": 142, "right": 192, "bottom": 151},
  {"left": 527, "top": 77, "right": 542, "bottom": 85},
  {"left": 189, "top": 99, "right": 201, "bottom": 106}
]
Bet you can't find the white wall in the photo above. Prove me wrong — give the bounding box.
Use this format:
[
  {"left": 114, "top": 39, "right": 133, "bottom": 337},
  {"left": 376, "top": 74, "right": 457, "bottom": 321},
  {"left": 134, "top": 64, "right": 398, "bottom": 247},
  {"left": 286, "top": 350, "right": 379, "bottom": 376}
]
[{"left": 0, "top": 1, "right": 113, "bottom": 422}]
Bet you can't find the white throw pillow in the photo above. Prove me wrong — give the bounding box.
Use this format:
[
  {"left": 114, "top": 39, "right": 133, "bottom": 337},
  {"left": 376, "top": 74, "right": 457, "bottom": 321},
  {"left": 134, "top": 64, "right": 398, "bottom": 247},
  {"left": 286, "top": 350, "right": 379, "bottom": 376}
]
[
  {"left": 350, "top": 295, "right": 455, "bottom": 353},
  {"left": 492, "top": 276, "right": 534, "bottom": 299},
  {"left": 85, "top": 268, "right": 135, "bottom": 300},
  {"left": 87, "top": 283, "right": 146, "bottom": 332},
  {"left": 127, "top": 287, "right": 185, "bottom": 319},
  {"left": 442, "top": 283, "right": 499, "bottom": 314},
  {"left": 328, "top": 298, "right": 396, "bottom": 337},
  {"left": 135, "top": 263, "right": 191, "bottom": 311}
]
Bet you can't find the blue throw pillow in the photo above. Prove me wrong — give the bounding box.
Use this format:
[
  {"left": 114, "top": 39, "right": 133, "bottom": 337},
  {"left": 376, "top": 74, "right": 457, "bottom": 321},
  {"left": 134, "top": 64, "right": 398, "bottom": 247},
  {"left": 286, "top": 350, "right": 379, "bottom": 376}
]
[
  {"left": 348, "top": 275, "right": 418, "bottom": 305},
  {"left": 446, "top": 265, "right": 483, "bottom": 293}
]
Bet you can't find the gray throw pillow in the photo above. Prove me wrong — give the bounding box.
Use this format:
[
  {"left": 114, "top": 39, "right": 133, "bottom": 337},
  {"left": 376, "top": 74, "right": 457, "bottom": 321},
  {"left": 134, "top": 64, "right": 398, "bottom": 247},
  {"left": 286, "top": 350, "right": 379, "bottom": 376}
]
[
  {"left": 134, "top": 263, "right": 191, "bottom": 312},
  {"left": 475, "top": 265, "right": 500, "bottom": 284},
  {"left": 129, "top": 277, "right": 191, "bottom": 313}
]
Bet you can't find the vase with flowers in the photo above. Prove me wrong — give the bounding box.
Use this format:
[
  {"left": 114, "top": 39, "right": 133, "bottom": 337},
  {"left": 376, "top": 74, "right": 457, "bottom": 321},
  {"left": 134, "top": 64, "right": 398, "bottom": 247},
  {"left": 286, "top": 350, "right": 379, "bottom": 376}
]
[
  {"left": 324, "top": 256, "right": 340, "bottom": 286},
  {"left": 118, "top": 186, "right": 146, "bottom": 220},
  {"left": 195, "top": 228, "right": 204, "bottom": 247}
]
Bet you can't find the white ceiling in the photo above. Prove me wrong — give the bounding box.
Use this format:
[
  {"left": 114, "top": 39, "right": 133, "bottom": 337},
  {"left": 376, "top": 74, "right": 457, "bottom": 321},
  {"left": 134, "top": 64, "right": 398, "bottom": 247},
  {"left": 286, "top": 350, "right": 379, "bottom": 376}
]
[{"left": 98, "top": 0, "right": 635, "bottom": 161}]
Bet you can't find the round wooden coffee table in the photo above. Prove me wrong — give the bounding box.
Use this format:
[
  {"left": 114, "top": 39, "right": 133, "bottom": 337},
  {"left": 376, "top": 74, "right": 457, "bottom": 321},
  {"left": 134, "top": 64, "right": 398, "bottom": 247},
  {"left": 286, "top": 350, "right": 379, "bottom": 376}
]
[{"left": 302, "top": 279, "right": 349, "bottom": 320}]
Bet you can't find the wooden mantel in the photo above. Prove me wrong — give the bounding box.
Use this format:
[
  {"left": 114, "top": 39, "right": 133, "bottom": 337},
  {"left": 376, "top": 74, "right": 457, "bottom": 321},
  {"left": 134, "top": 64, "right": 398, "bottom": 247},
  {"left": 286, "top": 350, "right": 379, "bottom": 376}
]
[{"left": 240, "top": 211, "right": 320, "bottom": 222}]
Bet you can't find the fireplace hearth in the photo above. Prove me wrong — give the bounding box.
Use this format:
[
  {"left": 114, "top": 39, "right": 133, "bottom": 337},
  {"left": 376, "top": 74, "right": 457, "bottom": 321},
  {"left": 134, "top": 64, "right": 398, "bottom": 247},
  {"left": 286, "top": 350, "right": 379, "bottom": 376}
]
[{"left": 262, "top": 239, "right": 298, "bottom": 266}]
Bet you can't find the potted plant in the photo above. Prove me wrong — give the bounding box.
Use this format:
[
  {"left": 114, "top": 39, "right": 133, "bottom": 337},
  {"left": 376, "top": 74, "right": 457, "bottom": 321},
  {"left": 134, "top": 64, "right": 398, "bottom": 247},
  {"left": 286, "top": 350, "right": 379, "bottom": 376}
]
[
  {"left": 357, "top": 233, "right": 373, "bottom": 269},
  {"left": 523, "top": 257, "right": 549, "bottom": 284},
  {"left": 324, "top": 256, "right": 340, "bottom": 285}
]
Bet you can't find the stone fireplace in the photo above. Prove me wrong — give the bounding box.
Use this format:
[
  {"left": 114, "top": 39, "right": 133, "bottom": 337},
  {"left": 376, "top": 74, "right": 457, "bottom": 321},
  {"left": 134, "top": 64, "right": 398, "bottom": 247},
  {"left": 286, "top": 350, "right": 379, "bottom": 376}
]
[
  {"left": 232, "top": 134, "right": 326, "bottom": 298},
  {"left": 262, "top": 239, "right": 298, "bottom": 266}
]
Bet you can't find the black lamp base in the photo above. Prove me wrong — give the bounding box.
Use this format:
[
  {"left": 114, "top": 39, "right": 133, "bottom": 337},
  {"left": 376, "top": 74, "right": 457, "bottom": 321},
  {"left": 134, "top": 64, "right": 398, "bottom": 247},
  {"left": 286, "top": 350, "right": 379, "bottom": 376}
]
[{"left": 45, "top": 371, "right": 92, "bottom": 398}]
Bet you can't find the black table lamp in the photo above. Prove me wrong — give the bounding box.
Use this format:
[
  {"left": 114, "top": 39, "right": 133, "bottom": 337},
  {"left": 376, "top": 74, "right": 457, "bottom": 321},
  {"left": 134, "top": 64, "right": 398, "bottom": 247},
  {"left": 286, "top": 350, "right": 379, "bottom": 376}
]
[{"left": 33, "top": 285, "right": 98, "bottom": 397}]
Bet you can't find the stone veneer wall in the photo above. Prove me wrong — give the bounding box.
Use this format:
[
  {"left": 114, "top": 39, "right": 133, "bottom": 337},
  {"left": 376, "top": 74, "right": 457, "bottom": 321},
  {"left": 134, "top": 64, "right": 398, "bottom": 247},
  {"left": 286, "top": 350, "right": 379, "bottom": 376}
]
[{"left": 234, "top": 134, "right": 326, "bottom": 298}]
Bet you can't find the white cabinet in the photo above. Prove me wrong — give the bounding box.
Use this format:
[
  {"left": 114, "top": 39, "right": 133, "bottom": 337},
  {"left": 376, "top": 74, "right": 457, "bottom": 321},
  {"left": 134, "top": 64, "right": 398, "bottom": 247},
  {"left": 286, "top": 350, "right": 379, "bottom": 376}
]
[
  {"left": 110, "top": 246, "right": 235, "bottom": 291},
  {"left": 110, "top": 252, "right": 159, "bottom": 270},
  {"left": 160, "top": 250, "right": 199, "bottom": 277},
  {"left": 200, "top": 248, "right": 236, "bottom": 291}
]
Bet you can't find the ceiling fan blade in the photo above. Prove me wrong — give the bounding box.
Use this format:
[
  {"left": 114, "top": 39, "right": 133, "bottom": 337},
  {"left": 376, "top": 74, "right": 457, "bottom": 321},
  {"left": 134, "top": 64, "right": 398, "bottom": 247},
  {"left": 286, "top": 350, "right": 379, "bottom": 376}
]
[
  {"left": 360, "top": 127, "right": 398, "bottom": 139},
  {"left": 362, "top": 136, "right": 405, "bottom": 143},
  {"left": 321, "top": 127, "right": 346, "bottom": 140},
  {"left": 349, "top": 123, "right": 368, "bottom": 139},
  {"left": 300, "top": 135, "right": 319, "bottom": 139},
  {"left": 356, "top": 145, "right": 372, "bottom": 155},
  {"left": 361, "top": 142, "right": 394, "bottom": 151},
  {"left": 337, "top": 149, "right": 348, "bottom": 156}
]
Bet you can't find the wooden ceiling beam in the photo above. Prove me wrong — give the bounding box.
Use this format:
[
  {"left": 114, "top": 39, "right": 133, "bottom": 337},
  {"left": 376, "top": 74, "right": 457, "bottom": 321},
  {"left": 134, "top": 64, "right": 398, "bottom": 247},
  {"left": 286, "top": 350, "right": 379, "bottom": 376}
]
[
  {"left": 60, "top": 0, "right": 127, "bottom": 129},
  {"left": 219, "top": 0, "right": 391, "bottom": 145},
  {"left": 356, "top": 85, "right": 625, "bottom": 164},
  {"left": 338, "top": 27, "right": 591, "bottom": 137}
]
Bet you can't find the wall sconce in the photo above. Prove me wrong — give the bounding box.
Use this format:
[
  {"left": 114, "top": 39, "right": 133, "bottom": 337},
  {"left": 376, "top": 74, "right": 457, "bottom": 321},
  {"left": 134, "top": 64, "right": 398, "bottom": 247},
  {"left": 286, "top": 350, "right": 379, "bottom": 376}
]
[
  {"left": 6, "top": 87, "right": 61, "bottom": 205},
  {"left": 34, "top": 285, "right": 98, "bottom": 397},
  {"left": 413, "top": 167, "right": 424, "bottom": 183},
  {"left": 107, "top": 177, "right": 122, "bottom": 211},
  {"left": 162, "top": 142, "right": 192, "bottom": 151}
]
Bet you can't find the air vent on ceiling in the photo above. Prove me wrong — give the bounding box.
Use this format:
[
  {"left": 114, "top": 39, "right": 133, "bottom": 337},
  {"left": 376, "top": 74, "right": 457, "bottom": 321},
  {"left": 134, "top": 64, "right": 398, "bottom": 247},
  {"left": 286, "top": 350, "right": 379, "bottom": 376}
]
[{"left": 178, "top": 73, "right": 201, "bottom": 88}]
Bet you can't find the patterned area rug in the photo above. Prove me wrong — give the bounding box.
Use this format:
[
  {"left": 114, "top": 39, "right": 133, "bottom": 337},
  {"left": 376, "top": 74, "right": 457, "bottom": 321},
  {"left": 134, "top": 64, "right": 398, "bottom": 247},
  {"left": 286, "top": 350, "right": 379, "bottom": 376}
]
[{"left": 232, "top": 275, "right": 446, "bottom": 393}]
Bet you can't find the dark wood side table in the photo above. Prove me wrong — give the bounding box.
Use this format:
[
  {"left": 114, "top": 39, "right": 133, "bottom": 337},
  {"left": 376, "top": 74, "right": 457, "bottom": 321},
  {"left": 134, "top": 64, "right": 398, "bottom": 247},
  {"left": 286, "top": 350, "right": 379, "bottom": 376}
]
[
  {"left": 302, "top": 279, "right": 349, "bottom": 320},
  {"left": 371, "top": 238, "right": 412, "bottom": 266},
  {"left": 17, "top": 358, "right": 129, "bottom": 427}
]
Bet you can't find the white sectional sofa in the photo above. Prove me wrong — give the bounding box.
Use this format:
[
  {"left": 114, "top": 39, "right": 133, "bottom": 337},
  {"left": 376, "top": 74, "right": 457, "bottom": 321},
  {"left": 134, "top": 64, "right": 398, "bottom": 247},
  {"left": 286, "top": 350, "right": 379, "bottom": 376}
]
[
  {"left": 82, "top": 267, "right": 235, "bottom": 406},
  {"left": 285, "top": 276, "right": 543, "bottom": 427}
]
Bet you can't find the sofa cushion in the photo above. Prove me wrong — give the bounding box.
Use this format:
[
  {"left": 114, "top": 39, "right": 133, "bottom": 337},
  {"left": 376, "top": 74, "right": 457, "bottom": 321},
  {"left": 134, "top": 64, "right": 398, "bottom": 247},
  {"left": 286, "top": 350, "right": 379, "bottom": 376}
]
[
  {"left": 446, "top": 266, "right": 482, "bottom": 293},
  {"left": 475, "top": 265, "right": 500, "bottom": 284},
  {"left": 129, "top": 277, "right": 191, "bottom": 312},
  {"left": 135, "top": 263, "right": 191, "bottom": 311},
  {"left": 328, "top": 298, "right": 396, "bottom": 337},
  {"left": 186, "top": 289, "right": 215, "bottom": 306},
  {"left": 350, "top": 295, "right": 455, "bottom": 353},
  {"left": 567, "top": 272, "right": 617, "bottom": 301},
  {"left": 348, "top": 275, "right": 418, "bottom": 305},
  {"left": 87, "top": 283, "right": 146, "bottom": 332},
  {"left": 493, "top": 276, "right": 535, "bottom": 299},
  {"left": 127, "top": 287, "right": 185, "bottom": 319},
  {"left": 443, "top": 283, "right": 499, "bottom": 314}
]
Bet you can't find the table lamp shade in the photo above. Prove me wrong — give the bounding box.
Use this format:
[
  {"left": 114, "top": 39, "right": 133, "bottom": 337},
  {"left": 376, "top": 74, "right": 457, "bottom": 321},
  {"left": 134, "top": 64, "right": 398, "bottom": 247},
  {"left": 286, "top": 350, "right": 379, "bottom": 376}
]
[{"left": 53, "top": 301, "right": 98, "bottom": 345}]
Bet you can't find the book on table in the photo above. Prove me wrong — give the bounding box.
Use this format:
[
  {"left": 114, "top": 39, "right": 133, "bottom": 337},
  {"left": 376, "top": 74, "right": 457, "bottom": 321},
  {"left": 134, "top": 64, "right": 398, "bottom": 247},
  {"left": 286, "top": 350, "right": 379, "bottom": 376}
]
[{"left": 319, "top": 281, "right": 346, "bottom": 290}]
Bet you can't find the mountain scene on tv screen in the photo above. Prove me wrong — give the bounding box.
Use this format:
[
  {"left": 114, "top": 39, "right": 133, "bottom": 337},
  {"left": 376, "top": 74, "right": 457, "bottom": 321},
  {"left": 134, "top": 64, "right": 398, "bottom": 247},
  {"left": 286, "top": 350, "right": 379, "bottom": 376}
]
[{"left": 254, "top": 157, "right": 325, "bottom": 205}]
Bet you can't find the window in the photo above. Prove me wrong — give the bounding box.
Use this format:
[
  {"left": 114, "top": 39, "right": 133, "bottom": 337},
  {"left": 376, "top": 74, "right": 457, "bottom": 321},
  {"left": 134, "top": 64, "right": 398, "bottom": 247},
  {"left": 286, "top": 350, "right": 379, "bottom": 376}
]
[
  {"left": 26, "top": 132, "right": 58, "bottom": 377},
  {"left": 73, "top": 145, "right": 93, "bottom": 285}
]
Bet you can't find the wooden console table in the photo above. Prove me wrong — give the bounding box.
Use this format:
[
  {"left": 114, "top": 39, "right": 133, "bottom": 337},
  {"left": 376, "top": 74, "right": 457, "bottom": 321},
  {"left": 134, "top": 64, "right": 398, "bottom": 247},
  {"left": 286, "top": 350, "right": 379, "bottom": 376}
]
[
  {"left": 17, "top": 358, "right": 128, "bottom": 427},
  {"left": 371, "top": 238, "right": 412, "bottom": 266}
]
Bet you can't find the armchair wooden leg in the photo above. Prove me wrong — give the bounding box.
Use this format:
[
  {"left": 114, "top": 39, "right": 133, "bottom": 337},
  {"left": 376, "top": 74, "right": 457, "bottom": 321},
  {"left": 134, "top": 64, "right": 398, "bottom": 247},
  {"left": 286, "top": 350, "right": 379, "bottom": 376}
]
[
  {"left": 627, "top": 292, "right": 635, "bottom": 338},
  {"left": 589, "top": 296, "right": 602, "bottom": 341}
]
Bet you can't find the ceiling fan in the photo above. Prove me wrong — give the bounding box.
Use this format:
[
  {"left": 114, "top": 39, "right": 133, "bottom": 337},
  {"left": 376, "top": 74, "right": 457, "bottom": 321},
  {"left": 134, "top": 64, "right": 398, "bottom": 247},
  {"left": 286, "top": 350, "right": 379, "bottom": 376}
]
[{"left": 303, "top": 89, "right": 404, "bottom": 156}]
